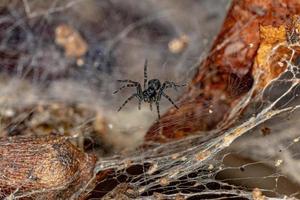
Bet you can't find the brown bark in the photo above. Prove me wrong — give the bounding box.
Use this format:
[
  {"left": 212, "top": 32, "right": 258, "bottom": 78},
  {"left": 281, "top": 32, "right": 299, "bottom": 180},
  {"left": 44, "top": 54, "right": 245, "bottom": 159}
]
[{"left": 144, "top": 0, "right": 300, "bottom": 143}]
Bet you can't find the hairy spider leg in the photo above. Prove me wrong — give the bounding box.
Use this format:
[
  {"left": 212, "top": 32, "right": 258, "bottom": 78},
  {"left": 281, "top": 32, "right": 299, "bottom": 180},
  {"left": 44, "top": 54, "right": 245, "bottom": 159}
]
[
  {"left": 117, "top": 80, "right": 139, "bottom": 84},
  {"left": 149, "top": 102, "right": 153, "bottom": 111},
  {"left": 137, "top": 84, "right": 143, "bottom": 110},
  {"left": 162, "top": 92, "right": 179, "bottom": 109},
  {"left": 113, "top": 83, "right": 136, "bottom": 94},
  {"left": 114, "top": 80, "right": 142, "bottom": 96},
  {"left": 144, "top": 59, "right": 148, "bottom": 89},
  {"left": 117, "top": 93, "right": 139, "bottom": 112},
  {"left": 163, "top": 81, "right": 186, "bottom": 91},
  {"left": 138, "top": 99, "right": 142, "bottom": 110},
  {"left": 155, "top": 101, "right": 160, "bottom": 119},
  {"left": 116, "top": 82, "right": 143, "bottom": 111}
]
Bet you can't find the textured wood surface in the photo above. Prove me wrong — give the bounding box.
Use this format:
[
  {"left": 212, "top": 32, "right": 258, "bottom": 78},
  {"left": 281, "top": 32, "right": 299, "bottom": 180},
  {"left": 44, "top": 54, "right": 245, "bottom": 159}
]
[{"left": 0, "top": 136, "right": 96, "bottom": 199}]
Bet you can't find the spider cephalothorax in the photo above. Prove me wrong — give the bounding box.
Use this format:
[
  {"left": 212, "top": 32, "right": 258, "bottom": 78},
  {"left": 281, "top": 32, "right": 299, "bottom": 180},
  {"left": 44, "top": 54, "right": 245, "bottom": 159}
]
[{"left": 114, "top": 60, "right": 185, "bottom": 119}]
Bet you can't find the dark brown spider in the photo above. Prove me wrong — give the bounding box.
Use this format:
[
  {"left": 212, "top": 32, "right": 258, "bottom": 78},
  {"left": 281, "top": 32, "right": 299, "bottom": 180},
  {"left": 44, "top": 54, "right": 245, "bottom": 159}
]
[{"left": 114, "top": 60, "right": 185, "bottom": 119}]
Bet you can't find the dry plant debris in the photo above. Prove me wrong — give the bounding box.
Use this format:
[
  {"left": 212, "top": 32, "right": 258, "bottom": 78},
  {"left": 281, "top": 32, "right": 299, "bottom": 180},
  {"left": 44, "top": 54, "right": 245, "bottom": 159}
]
[
  {"left": 55, "top": 24, "right": 88, "bottom": 58},
  {"left": 1, "top": 0, "right": 300, "bottom": 199},
  {"left": 0, "top": 102, "right": 109, "bottom": 152},
  {"left": 0, "top": 136, "right": 96, "bottom": 199}
]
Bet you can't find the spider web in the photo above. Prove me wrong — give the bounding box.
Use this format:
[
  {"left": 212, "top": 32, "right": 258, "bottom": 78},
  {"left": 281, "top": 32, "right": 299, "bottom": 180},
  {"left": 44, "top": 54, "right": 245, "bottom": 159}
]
[{"left": 0, "top": 0, "right": 300, "bottom": 199}]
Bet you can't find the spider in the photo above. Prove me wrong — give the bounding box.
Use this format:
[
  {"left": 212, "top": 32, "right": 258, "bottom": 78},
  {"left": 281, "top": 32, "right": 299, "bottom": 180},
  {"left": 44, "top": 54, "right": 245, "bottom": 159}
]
[{"left": 114, "top": 60, "right": 185, "bottom": 119}]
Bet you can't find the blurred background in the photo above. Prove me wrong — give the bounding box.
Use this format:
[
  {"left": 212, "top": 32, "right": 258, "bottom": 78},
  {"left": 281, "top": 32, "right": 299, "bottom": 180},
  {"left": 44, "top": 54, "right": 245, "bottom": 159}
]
[{"left": 0, "top": 0, "right": 229, "bottom": 152}]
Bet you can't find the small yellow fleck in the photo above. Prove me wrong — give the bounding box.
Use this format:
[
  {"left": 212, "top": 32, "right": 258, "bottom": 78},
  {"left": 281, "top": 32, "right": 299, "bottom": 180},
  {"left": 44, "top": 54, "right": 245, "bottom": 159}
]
[
  {"left": 76, "top": 58, "right": 84, "bottom": 66},
  {"left": 208, "top": 164, "right": 214, "bottom": 170},
  {"left": 252, "top": 188, "right": 266, "bottom": 200},
  {"left": 168, "top": 35, "right": 189, "bottom": 54},
  {"left": 195, "top": 150, "right": 210, "bottom": 161},
  {"left": 275, "top": 159, "right": 283, "bottom": 167},
  {"left": 147, "top": 163, "right": 158, "bottom": 175},
  {"left": 108, "top": 124, "right": 113, "bottom": 129},
  {"left": 159, "top": 177, "right": 170, "bottom": 186},
  {"left": 277, "top": 62, "right": 284, "bottom": 67}
]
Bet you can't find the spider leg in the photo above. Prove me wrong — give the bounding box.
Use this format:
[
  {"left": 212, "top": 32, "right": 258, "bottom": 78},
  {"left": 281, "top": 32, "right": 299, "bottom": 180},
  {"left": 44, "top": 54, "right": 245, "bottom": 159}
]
[
  {"left": 155, "top": 101, "right": 160, "bottom": 119},
  {"left": 138, "top": 99, "right": 142, "bottom": 110},
  {"left": 144, "top": 59, "right": 148, "bottom": 89},
  {"left": 149, "top": 102, "right": 153, "bottom": 111},
  {"left": 137, "top": 83, "right": 143, "bottom": 96},
  {"left": 117, "top": 80, "right": 139, "bottom": 84},
  {"left": 162, "top": 81, "right": 186, "bottom": 91},
  {"left": 113, "top": 84, "right": 136, "bottom": 94},
  {"left": 117, "top": 93, "right": 138, "bottom": 112},
  {"left": 162, "top": 92, "right": 179, "bottom": 109}
]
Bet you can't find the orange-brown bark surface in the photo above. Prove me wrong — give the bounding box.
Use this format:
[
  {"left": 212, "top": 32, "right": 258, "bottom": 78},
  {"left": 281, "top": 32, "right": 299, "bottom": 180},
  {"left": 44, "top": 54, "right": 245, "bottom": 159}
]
[{"left": 145, "top": 0, "right": 300, "bottom": 143}]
